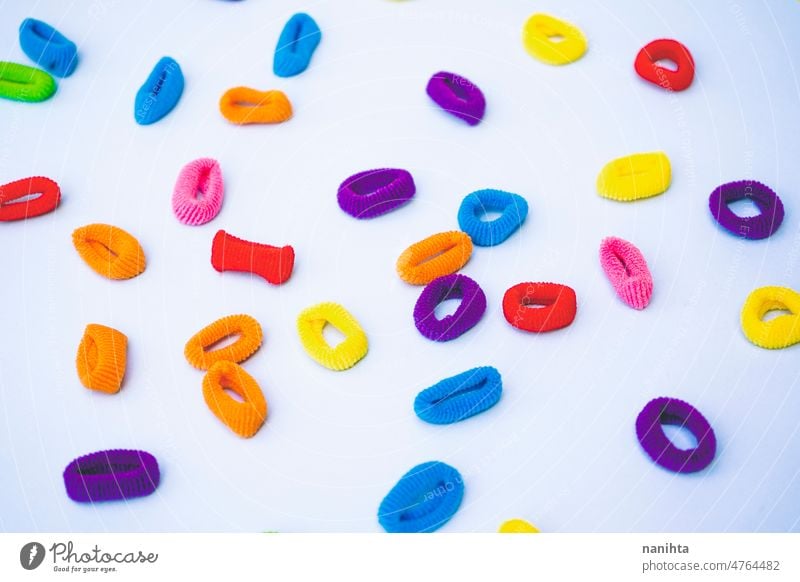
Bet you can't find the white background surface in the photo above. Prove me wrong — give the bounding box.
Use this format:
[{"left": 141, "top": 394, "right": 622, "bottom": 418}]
[{"left": 0, "top": 0, "right": 798, "bottom": 533}]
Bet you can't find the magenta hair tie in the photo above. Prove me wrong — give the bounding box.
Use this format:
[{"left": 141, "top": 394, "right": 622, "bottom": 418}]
[
  {"left": 426, "top": 71, "right": 486, "bottom": 126},
  {"left": 337, "top": 168, "right": 415, "bottom": 219},
  {"left": 599, "top": 237, "right": 653, "bottom": 310},
  {"left": 636, "top": 397, "right": 716, "bottom": 474},
  {"left": 63, "top": 449, "right": 160, "bottom": 502},
  {"left": 172, "top": 158, "right": 224, "bottom": 226},
  {"left": 414, "top": 274, "right": 486, "bottom": 342},
  {"left": 708, "top": 180, "right": 784, "bottom": 240}
]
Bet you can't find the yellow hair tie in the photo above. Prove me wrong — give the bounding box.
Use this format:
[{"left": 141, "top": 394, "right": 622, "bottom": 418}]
[
  {"left": 396, "top": 231, "right": 473, "bottom": 285},
  {"left": 596, "top": 152, "right": 671, "bottom": 202},
  {"left": 72, "top": 223, "right": 146, "bottom": 280},
  {"left": 203, "top": 360, "right": 267, "bottom": 438},
  {"left": 76, "top": 323, "right": 127, "bottom": 394},
  {"left": 522, "top": 13, "right": 587, "bottom": 65},
  {"left": 297, "top": 302, "right": 368, "bottom": 371},
  {"left": 741, "top": 286, "right": 800, "bottom": 349},
  {"left": 184, "top": 314, "right": 263, "bottom": 370},
  {"left": 498, "top": 518, "right": 539, "bottom": 533}
]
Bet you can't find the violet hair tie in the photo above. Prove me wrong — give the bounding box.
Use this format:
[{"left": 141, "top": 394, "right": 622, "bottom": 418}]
[
  {"left": 635, "top": 397, "right": 716, "bottom": 474},
  {"left": 337, "top": 168, "right": 415, "bottom": 219},
  {"left": 426, "top": 71, "right": 486, "bottom": 126},
  {"left": 414, "top": 273, "right": 486, "bottom": 342},
  {"left": 172, "top": 158, "right": 224, "bottom": 226},
  {"left": 708, "top": 180, "right": 784, "bottom": 240},
  {"left": 63, "top": 449, "right": 160, "bottom": 502},
  {"left": 599, "top": 236, "right": 653, "bottom": 310}
]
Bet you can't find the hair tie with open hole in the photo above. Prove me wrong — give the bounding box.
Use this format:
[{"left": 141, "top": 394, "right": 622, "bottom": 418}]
[
  {"left": 19, "top": 18, "right": 78, "bottom": 78},
  {"left": 273, "top": 13, "right": 321, "bottom": 78},
  {"left": 502, "top": 282, "right": 577, "bottom": 332},
  {"left": 72, "top": 224, "right": 146, "bottom": 280},
  {"left": 708, "top": 180, "right": 784, "bottom": 240},
  {"left": 297, "top": 302, "right": 368, "bottom": 371},
  {"left": 414, "top": 366, "right": 501, "bottom": 425},
  {"left": 219, "top": 87, "right": 292, "bottom": 125},
  {"left": 740, "top": 286, "right": 800, "bottom": 350},
  {"left": 63, "top": 449, "right": 160, "bottom": 502},
  {"left": 597, "top": 152, "right": 671, "bottom": 202},
  {"left": 413, "top": 274, "right": 486, "bottom": 342},
  {"left": 203, "top": 360, "right": 267, "bottom": 438},
  {"left": 396, "top": 231, "right": 473, "bottom": 285},
  {"left": 76, "top": 323, "right": 127, "bottom": 394},
  {"left": 184, "top": 314, "right": 263, "bottom": 370},
  {"left": 426, "top": 71, "right": 486, "bottom": 126},
  {"left": 599, "top": 237, "right": 653, "bottom": 310},
  {"left": 0, "top": 176, "right": 60, "bottom": 221},
  {"left": 134, "top": 56, "right": 184, "bottom": 125},
  {"left": 0, "top": 61, "right": 56, "bottom": 102},
  {"left": 172, "top": 158, "right": 224, "bottom": 226},
  {"left": 634, "top": 39, "right": 695, "bottom": 92},
  {"left": 522, "top": 13, "right": 587, "bottom": 66},
  {"left": 457, "top": 189, "right": 528, "bottom": 247}
]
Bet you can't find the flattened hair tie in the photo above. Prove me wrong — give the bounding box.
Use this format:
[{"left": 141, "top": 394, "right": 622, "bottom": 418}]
[
  {"left": 0, "top": 176, "right": 60, "bottom": 221},
  {"left": 414, "top": 366, "right": 501, "bottom": 425},
  {"left": 522, "top": 13, "right": 587, "bottom": 65},
  {"left": 134, "top": 56, "right": 184, "bottom": 125},
  {"left": 599, "top": 237, "right": 653, "bottom": 310},
  {"left": 76, "top": 324, "right": 127, "bottom": 394},
  {"left": 219, "top": 87, "right": 292, "bottom": 125},
  {"left": 741, "top": 286, "right": 800, "bottom": 350},
  {"left": 203, "top": 360, "right": 267, "bottom": 438},
  {"left": 297, "top": 302, "right": 368, "bottom": 371},
  {"left": 337, "top": 168, "right": 415, "bottom": 219},
  {"left": 0, "top": 61, "right": 56, "bottom": 102},
  {"left": 426, "top": 71, "right": 486, "bottom": 126},
  {"left": 64, "top": 449, "right": 160, "bottom": 502},
  {"left": 396, "top": 231, "right": 473, "bottom": 285},
  {"left": 635, "top": 39, "right": 694, "bottom": 92},
  {"left": 211, "top": 230, "right": 295, "bottom": 285},
  {"left": 19, "top": 18, "right": 78, "bottom": 77},
  {"left": 499, "top": 519, "right": 539, "bottom": 533},
  {"left": 184, "top": 313, "right": 263, "bottom": 370},
  {"left": 172, "top": 158, "right": 224, "bottom": 226},
  {"left": 457, "top": 189, "right": 528, "bottom": 247},
  {"left": 72, "top": 223, "right": 146, "bottom": 280},
  {"left": 502, "top": 282, "right": 577, "bottom": 332},
  {"left": 413, "top": 274, "right": 486, "bottom": 342},
  {"left": 597, "top": 152, "right": 671, "bottom": 202},
  {"left": 378, "top": 461, "right": 464, "bottom": 533},
  {"left": 708, "top": 180, "right": 784, "bottom": 240},
  {"left": 273, "top": 13, "right": 322, "bottom": 78}
]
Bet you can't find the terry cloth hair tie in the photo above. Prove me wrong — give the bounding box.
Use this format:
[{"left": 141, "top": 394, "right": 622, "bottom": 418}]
[
  {"left": 499, "top": 519, "right": 539, "bottom": 533},
  {"left": 597, "top": 152, "right": 671, "bottom": 202},
  {"left": 457, "top": 189, "right": 528, "bottom": 247},
  {"left": 184, "top": 314, "right": 263, "bottom": 370},
  {"left": 63, "top": 449, "right": 160, "bottom": 502},
  {"left": 414, "top": 274, "right": 487, "bottom": 342},
  {"left": 426, "top": 71, "right": 486, "bottom": 126},
  {"left": 378, "top": 461, "right": 464, "bottom": 533},
  {"left": 708, "top": 180, "right": 784, "bottom": 240},
  {"left": 503, "top": 282, "right": 577, "bottom": 332},
  {"left": 396, "top": 231, "right": 473, "bottom": 285},
  {"left": 203, "top": 361, "right": 267, "bottom": 438},
  {"left": 273, "top": 13, "right": 321, "bottom": 78},
  {"left": 522, "top": 13, "right": 588, "bottom": 65},
  {"left": 740, "top": 286, "right": 800, "bottom": 350},
  {"left": 635, "top": 39, "right": 695, "bottom": 92},
  {"left": 337, "top": 168, "right": 415, "bottom": 219},
  {"left": 599, "top": 237, "right": 653, "bottom": 310},
  {"left": 211, "top": 229, "right": 294, "bottom": 285},
  {"left": 297, "top": 302, "right": 368, "bottom": 371},
  {"left": 72, "top": 224, "right": 146, "bottom": 280},
  {"left": 0, "top": 61, "right": 56, "bottom": 102},
  {"left": 19, "top": 18, "right": 78, "bottom": 77},
  {"left": 0, "top": 176, "right": 60, "bottom": 221},
  {"left": 414, "top": 366, "right": 501, "bottom": 425},
  {"left": 219, "top": 87, "right": 292, "bottom": 125},
  {"left": 134, "top": 56, "right": 183, "bottom": 125},
  {"left": 172, "top": 158, "right": 224, "bottom": 226},
  {"left": 636, "top": 397, "right": 716, "bottom": 474},
  {"left": 76, "top": 324, "right": 127, "bottom": 394}
]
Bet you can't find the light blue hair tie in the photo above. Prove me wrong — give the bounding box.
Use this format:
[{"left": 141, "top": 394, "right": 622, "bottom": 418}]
[
  {"left": 457, "top": 188, "right": 528, "bottom": 247},
  {"left": 134, "top": 56, "right": 184, "bottom": 125},
  {"left": 19, "top": 18, "right": 78, "bottom": 78},
  {"left": 273, "top": 13, "right": 321, "bottom": 78},
  {"left": 414, "top": 366, "right": 502, "bottom": 425}
]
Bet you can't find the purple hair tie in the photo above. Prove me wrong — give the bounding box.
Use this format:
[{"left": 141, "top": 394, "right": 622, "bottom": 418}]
[
  {"left": 708, "top": 180, "right": 784, "bottom": 240},
  {"left": 426, "top": 71, "right": 486, "bottom": 126},
  {"left": 414, "top": 274, "right": 486, "bottom": 341},
  {"left": 635, "top": 397, "right": 716, "bottom": 474},
  {"left": 337, "top": 168, "right": 415, "bottom": 219},
  {"left": 63, "top": 449, "right": 160, "bottom": 502}
]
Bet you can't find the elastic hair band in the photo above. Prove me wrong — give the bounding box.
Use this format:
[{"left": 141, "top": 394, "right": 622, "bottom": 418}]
[
  {"left": 134, "top": 56, "right": 184, "bottom": 125},
  {"left": 211, "top": 229, "right": 294, "bottom": 285},
  {"left": 0, "top": 176, "right": 60, "bottom": 221},
  {"left": 0, "top": 61, "right": 56, "bottom": 102},
  {"left": 498, "top": 519, "right": 539, "bottom": 533},
  {"left": 19, "top": 18, "right": 78, "bottom": 78},
  {"left": 203, "top": 360, "right": 267, "bottom": 438},
  {"left": 63, "top": 449, "right": 160, "bottom": 502},
  {"left": 502, "top": 282, "right": 577, "bottom": 332},
  {"left": 426, "top": 71, "right": 486, "bottom": 126},
  {"left": 413, "top": 274, "right": 486, "bottom": 342},
  {"left": 273, "top": 13, "right": 322, "bottom": 78},
  {"left": 184, "top": 313, "right": 263, "bottom": 370},
  {"left": 297, "top": 302, "right": 368, "bottom": 371},
  {"left": 72, "top": 223, "right": 146, "bottom": 280},
  {"left": 414, "top": 366, "right": 501, "bottom": 424},
  {"left": 522, "top": 13, "right": 587, "bottom": 66},
  {"left": 636, "top": 397, "right": 716, "bottom": 474},
  {"left": 378, "top": 461, "right": 464, "bottom": 533},
  {"left": 76, "top": 324, "right": 127, "bottom": 394},
  {"left": 599, "top": 237, "right": 653, "bottom": 310},
  {"left": 172, "top": 158, "right": 225, "bottom": 226},
  {"left": 457, "top": 189, "right": 528, "bottom": 247},
  {"left": 740, "top": 286, "right": 800, "bottom": 350},
  {"left": 219, "top": 87, "right": 292, "bottom": 125},
  {"left": 635, "top": 39, "right": 694, "bottom": 92},
  {"left": 708, "top": 180, "right": 784, "bottom": 240},
  {"left": 396, "top": 231, "right": 473, "bottom": 285},
  {"left": 337, "top": 168, "right": 415, "bottom": 219},
  {"left": 597, "top": 152, "right": 671, "bottom": 202}
]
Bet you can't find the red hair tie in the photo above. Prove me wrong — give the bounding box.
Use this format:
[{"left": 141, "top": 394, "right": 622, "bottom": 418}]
[
  {"left": 211, "top": 229, "right": 294, "bottom": 285},
  {"left": 0, "top": 176, "right": 60, "bottom": 221},
  {"left": 502, "top": 282, "right": 577, "bottom": 332},
  {"left": 634, "top": 39, "right": 695, "bottom": 92}
]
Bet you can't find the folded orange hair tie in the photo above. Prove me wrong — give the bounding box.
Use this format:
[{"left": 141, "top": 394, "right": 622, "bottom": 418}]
[
  {"left": 76, "top": 324, "right": 127, "bottom": 394},
  {"left": 184, "top": 314, "right": 263, "bottom": 370},
  {"left": 72, "top": 224, "right": 146, "bottom": 280},
  {"left": 203, "top": 360, "right": 267, "bottom": 438},
  {"left": 219, "top": 87, "right": 292, "bottom": 125},
  {"left": 396, "top": 231, "right": 473, "bottom": 285}
]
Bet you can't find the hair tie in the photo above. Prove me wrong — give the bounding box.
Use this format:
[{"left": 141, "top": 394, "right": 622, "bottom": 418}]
[
  {"left": 72, "top": 224, "right": 146, "bottom": 280},
  {"left": 378, "top": 461, "right": 464, "bottom": 533},
  {"left": 503, "top": 282, "right": 577, "bottom": 332},
  {"left": 708, "top": 180, "right": 784, "bottom": 240},
  {"left": 219, "top": 87, "right": 292, "bottom": 125},
  {"left": 203, "top": 360, "right": 267, "bottom": 438},
  {"left": 426, "top": 71, "right": 486, "bottom": 126},
  {"left": 498, "top": 519, "right": 539, "bottom": 533},
  {"left": 396, "top": 231, "right": 473, "bottom": 285},
  {"left": 184, "top": 314, "right": 263, "bottom": 370},
  {"left": 19, "top": 18, "right": 78, "bottom": 77},
  {"left": 636, "top": 397, "right": 716, "bottom": 474},
  {"left": 211, "top": 229, "right": 294, "bottom": 285},
  {"left": 337, "top": 168, "right": 415, "bottom": 219},
  {"left": 297, "top": 302, "right": 368, "bottom": 371},
  {"left": 740, "top": 286, "right": 800, "bottom": 350},
  {"left": 0, "top": 176, "right": 60, "bottom": 221},
  {"left": 134, "top": 56, "right": 184, "bottom": 125},
  {"left": 457, "top": 189, "right": 528, "bottom": 247},
  {"left": 635, "top": 39, "right": 694, "bottom": 92},
  {"left": 414, "top": 366, "right": 501, "bottom": 424},
  {"left": 522, "top": 13, "right": 587, "bottom": 65},
  {"left": 172, "top": 158, "right": 224, "bottom": 226},
  {"left": 76, "top": 324, "right": 127, "bottom": 394},
  {"left": 599, "top": 237, "right": 653, "bottom": 310},
  {"left": 414, "top": 274, "right": 486, "bottom": 342},
  {"left": 597, "top": 152, "right": 671, "bottom": 202},
  {"left": 63, "top": 449, "right": 160, "bottom": 502},
  {"left": 0, "top": 61, "right": 56, "bottom": 102},
  {"left": 273, "top": 13, "right": 321, "bottom": 78}
]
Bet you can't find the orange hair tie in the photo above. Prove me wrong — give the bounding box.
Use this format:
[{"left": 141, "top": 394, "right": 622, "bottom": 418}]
[
  {"left": 76, "top": 324, "right": 127, "bottom": 394},
  {"left": 184, "top": 314, "right": 263, "bottom": 370},
  {"left": 202, "top": 360, "right": 267, "bottom": 438},
  {"left": 396, "top": 231, "right": 473, "bottom": 285},
  {"left": 219, "top": 87, "right": 292, "bottom": 125},
  {"left": 72, "top": 224, "right": 146, "bottom": 280}
]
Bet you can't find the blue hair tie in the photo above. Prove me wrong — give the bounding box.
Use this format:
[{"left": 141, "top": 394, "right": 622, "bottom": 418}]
[
  {"left": 134, "top": 56, "right": 184, "bottom": 125},
  {"left": 378, "top": 461, "right": 464, "bottom": 533},
  {"left": 457, "top": 188, "right": 528, "bottom": 247},
  {"left": 19, "top": 18, "right": 78, "bottom": 78},
  {"left": 273, "top": 13, "right": 321, "bottom": 78},
  {"left": 414, "top": 366, "right": 502, "bottom": 425}
]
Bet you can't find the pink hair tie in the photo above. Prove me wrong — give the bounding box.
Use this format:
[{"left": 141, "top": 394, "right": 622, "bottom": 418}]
[
  {"left": 172, "top": 158, "right": 224, "bottom": 226},
  {"left": 599, "top": 237, "right": 653, "bottom": 310}
]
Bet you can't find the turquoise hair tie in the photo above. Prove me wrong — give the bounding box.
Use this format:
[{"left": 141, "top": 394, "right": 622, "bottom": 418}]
[
  {"left": 457, "top": 188, "right": 528, "bottom": 247},
  {"left": 134, "top": 56, "right": 184, "bottom": 125},
  {"left": 19, "top": 18, "right": 78, "bottom": 78},
  {"left": 414, "top": 366, "right": 502, "bottom": 425},
  {"left": 273, "top": 13, "right": 321, "bottom": 78}
]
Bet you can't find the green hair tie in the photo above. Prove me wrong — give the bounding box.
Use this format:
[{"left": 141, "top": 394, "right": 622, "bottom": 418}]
[{"left": 0, "top": 61, "right": 56, "bottom": 103}]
